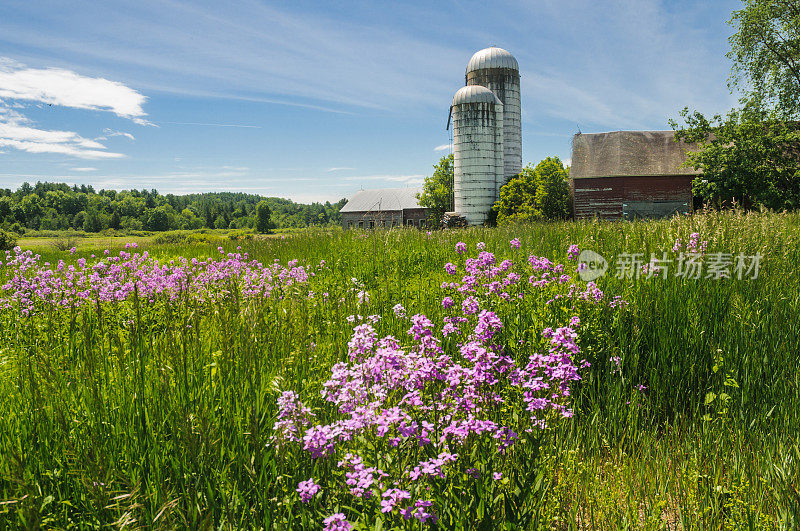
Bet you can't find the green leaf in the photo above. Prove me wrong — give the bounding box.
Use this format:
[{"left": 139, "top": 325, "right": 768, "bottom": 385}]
[{"left": 704, "top": 392, "right": 717, "bottom": 405}]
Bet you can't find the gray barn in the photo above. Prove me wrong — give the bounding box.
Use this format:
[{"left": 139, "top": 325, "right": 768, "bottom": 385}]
[{"left": 340, "top": 188, "right": 429, "bottom": 229}]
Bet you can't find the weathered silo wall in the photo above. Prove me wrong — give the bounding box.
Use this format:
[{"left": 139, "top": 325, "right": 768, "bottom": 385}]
[
  {"left": 452, "top": 85, "right": 504, "bottom": 225},
  {"left": 466, "top": 47, "right": 521, "bottom": 184}
]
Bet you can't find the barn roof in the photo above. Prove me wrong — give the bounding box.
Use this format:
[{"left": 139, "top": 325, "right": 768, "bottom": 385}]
[
  {"left": 339, "top": 187, "right": 424, "bottom": 213},
  {"left": 571, "top": 130, "right": 702, "bottom": 179}
]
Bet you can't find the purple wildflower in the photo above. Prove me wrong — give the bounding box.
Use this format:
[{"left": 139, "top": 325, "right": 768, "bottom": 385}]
[
  {"left": 297, "top": 478, "right": 320, "bottom": 503},
  {"left": 323, "top": 513, "right": 352, "bottom": 530}
]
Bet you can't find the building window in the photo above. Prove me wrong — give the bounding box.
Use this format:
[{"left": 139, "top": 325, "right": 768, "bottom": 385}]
[
  {"left": 406, "top": 219, "right": 413, "bottom": 227},
  {"left": 358, "top": 221, "right": 364, "bottom": 229},
  {"left": 418, "top": 219, "right": 425, "bottom": 228},
  {"left": 369, "top": 221, "right": 375, "bottom": 229}
]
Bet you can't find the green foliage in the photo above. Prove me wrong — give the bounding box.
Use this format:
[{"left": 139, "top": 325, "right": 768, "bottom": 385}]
[
  {"left": 82, "top": 209, "right": 105, "bottom": 233},
  {"left": 672, "top": 1, "right": 800, "bottom": 210},
  {"left": 1, "top": 213, "right": 799, "bottom": 527},
  {"left": 673, "top": 106, "right": 800, "bottom": 209},
  {"left": 417, "top": 154, "right": 454, "bottom": 222},
  {"left": 255, "top": 200, "right": 273, "bottom": 233},
  {"left": 495, "top": 156, "right": 572, "bottom": 224},
  {"left": 495, "top": 164, "right": 539, "bottom": 222},
  {"left": 0, "top": 229, "right": 17, "bottom": 250},
  {"left": 0, "top": 181, "right": 347, "bottom": 232},
  {"left": 536, "top": 158, "right": 572, "bottom": 220},
  {"left": 728, "top": 0, "right": 800, "bottom": 119}
]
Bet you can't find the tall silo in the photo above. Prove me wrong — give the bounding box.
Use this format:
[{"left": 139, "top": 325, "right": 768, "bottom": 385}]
[
  {"left": 466, "top": 46, "right": 521, "bottom": 189},
  {"left": 452, "top": 85, "right": 504, "bottom": 225}
]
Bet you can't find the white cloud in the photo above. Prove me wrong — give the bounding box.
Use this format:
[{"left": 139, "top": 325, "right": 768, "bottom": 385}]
[
  {"left": 71, "top": 167, "right": 97, "bottom": 171},
  {"left": 342, "top": 174, "right": 425, "bottom": 185},
  {"left": 160, "top": 121, "right": 261, "bottom": 128},
  {"left": 0, "top": 58, "right": 148, "bottom": 120},
  {"left": 96, "top": 128, "right": 135, "bottom": 141},
  {"left": 326, "top": 167, "right": 355, "bottom": 172},
  {"left": 0, "top": 60, "right": 149, "bottom": 159},
  {"left": 434, "top": 143, "right": 451, "bottom": 151},
  {"left": 0, "top": 102, "right": 125, "bottom": 159}
]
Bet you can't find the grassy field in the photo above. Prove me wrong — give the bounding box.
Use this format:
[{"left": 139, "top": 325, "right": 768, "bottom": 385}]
[{"left": 0, "top": 212, "right": 799, "bottom": 529}]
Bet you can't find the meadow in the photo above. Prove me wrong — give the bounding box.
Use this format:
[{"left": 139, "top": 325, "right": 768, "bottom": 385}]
[{"left": 0, "top": 211, "right": 798, "bottom": 530}]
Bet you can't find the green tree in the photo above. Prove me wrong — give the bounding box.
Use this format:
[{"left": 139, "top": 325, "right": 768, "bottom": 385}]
[
  {"left": 144, "top": 206, "right": 173, "bottom": 231},
  {"left": 417, "top": 154, "right": 454, "bottom": 223},
  {"left": 494, "top": 157, "right": 572, "bottom": 224},
  {"left": 671, "top": 0, "right": 800, "bottom": 209},
  {"left": 213, "top": 214, "right": 228, "bottom": 229},
  {"left": 255, "top": 200, "right": 272, "bottom": 233},
  {"left": 83, "top": 209, "right": 105, "bottom": 233},
  {"left": 535, "top": 157, "right": 572, "bottom": 220},
  {"left": 673, "top": 106, "right": 800, "bottom": 209},
  {"left": 728, "top": 0, "right": 800, "bottom": 119},
  {"left": 494, "top": 164, "right": 538, "bottom": 224}
]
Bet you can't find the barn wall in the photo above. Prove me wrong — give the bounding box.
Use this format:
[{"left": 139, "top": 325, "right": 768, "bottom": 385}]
[
  {"left": 341, "top": 208, "right": 430, "bottom": 229},
  {"left": 573, "top": 175, "right": 692, "bottom": 220}
]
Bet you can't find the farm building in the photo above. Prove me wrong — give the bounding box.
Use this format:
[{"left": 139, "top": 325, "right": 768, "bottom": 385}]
[
  {"left": 339, "top": 188, "right": 429, "bottom": 229},
  {"left": 570, "top": 130, "right": 702, "bottom": 220},
  {"left": 449, "top": 46, "right": 523, "bottom": 225}
]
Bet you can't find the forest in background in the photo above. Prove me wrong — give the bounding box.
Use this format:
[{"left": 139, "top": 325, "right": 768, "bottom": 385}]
[{"left": 0, "top": 182, "right": 347, "bottom": 233}]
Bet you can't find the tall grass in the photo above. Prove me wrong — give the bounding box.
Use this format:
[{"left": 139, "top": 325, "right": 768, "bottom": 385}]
[{"left": 0, "top": 211, "right": 798, "bottom": 529}]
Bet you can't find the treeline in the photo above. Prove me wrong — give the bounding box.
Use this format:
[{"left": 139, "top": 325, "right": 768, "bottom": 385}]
[{"left": 0, "top": 182, "right": 347, "bottom": 233}]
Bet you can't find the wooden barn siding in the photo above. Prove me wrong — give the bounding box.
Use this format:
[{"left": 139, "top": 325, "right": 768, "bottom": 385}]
[{"left": 574, "top": 175, "right": 692, "bottom": 220}]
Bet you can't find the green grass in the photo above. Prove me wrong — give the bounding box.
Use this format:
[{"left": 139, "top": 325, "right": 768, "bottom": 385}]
[{"left": 0, "top": 212, "right": 799, "bottom": 529}]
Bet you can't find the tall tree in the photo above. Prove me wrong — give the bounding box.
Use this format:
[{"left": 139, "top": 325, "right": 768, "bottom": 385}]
[
  {"left": 494, "top": 157, "right": 572, "bottom": 224},
  {"left": 255, "top": 200, "right": 272, "bottom": 233},
  {"left": 728, "top": 0, "right": 800, "bottom": 119},
  {"left": 417, "top": 154, "right": 454, "bottom": 223},
  {"left": 672, "top": 0, "right": 800, "bottom": 210}
]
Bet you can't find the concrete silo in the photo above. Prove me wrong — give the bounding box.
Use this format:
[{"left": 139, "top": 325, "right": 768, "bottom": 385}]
[
  {"left": 451, "top": 85, "right": 504, "bottom": 225},
  {"left": 466, "top": 46, "right": 521, "bottom": 189}
]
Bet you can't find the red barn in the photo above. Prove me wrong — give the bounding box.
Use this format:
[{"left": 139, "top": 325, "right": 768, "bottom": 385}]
[{"left": 570, "top": 131, "right": 701, "bottom": 220}]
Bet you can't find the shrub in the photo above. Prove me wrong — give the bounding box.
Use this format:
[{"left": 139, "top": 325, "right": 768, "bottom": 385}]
[{"left": 0, "top": 230, "right": 17, "bottom": 251}]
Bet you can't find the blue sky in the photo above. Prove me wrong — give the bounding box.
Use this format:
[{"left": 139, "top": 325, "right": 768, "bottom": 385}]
[{"left": 0, "top": 0, "right": 741, "bottom": 203}]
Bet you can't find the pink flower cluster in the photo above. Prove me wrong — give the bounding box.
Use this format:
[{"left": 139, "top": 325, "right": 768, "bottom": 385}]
[
  {"left": 1, "top": 246, "right": 314, "bottom": 314},
  {"left": 673, "top": 232, "right": 709, "bottom": 253},
  {"left": 273, "top": 241, "right": 620, "bottom": 526}
]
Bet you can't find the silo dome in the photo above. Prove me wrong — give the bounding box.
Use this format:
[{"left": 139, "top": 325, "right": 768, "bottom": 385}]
[
  {"left": 452, "top": 85, "right": 502, "bottom": 106},
  {"left": 466, "top": 47, "right": 519, "bottom": 74}
]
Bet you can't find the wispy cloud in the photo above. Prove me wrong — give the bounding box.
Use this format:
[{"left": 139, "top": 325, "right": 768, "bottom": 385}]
[
  {"left": 0, "top": 57, "right": 149, "bottom": 123},
  {"left": 160, "top": 121, "right": 261, "bottom": 128},
  {"left": 70, "top": 167, "right": 97, "bottom": 171},
  {"left": 96, "top": 128, "right": 135, "bottom": 141},
  {"left": 343, "top": 174, "right": 425, "bottom": 185},
  {"left": 0, "top": 59, "right": 149, "bottom": 158},
  {"left": 0, "top": 2, "right": 464, "bottom": 114},
  {"left": 326, "top": 167, "right": 355, "bottom": 172},
  {"left": 434, "top": 143, "right": 451, "bottom": 151},
  {"left": 0, "top": 104, "right": 125, "bottom": 159}
]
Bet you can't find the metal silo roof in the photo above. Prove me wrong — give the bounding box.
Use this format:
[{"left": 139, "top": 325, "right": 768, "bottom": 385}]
[
  {"left": 452, "top": 85, "right": 502, "bottom": 106},
  {"left": 339, "top": 187, "right": 424, "bottom": 213},
  {"left": 466, "top": 46, "right": 519, "bottom": 73}
]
